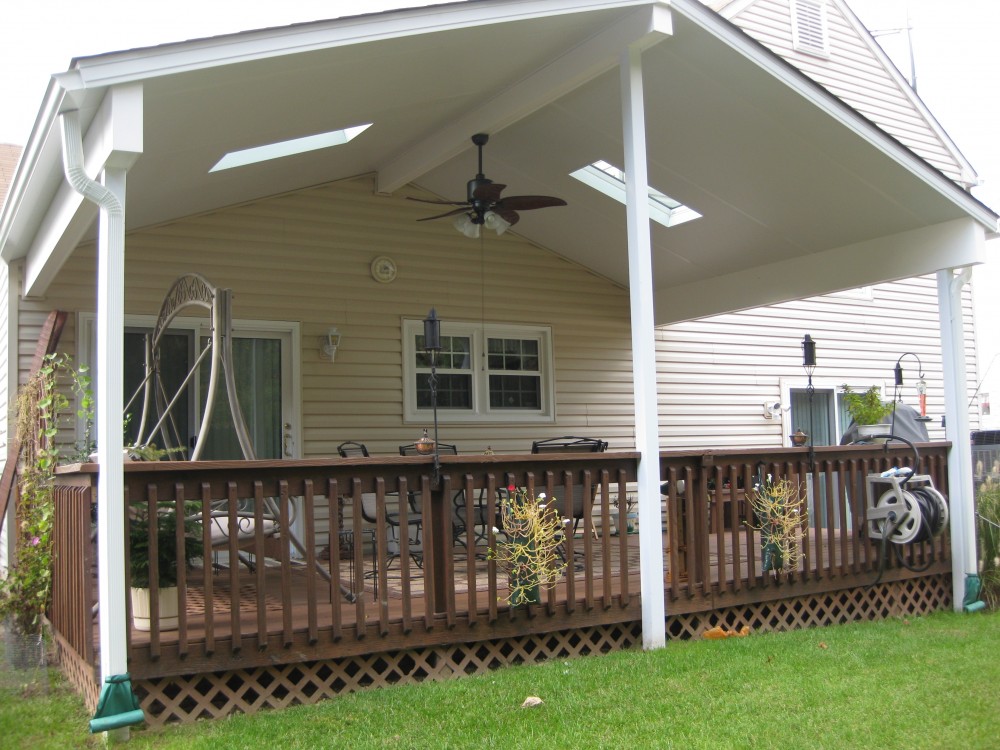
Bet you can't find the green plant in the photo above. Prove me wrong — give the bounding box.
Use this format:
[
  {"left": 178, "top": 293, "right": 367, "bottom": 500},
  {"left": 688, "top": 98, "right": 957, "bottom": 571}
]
[
  {"left": 0, "top": 354, "right": 82, "bottom": 634},
  {"left": 976, "top": 480, "right": 1000, "bottom": 609},
  {"left": 746, "top": 474, "right": 808, "bottom": 575},
  {"left": 129, "top": 502, "right": 204, "bottom": 589},
  {"left": 488, "top": 486, "right": 569, "bottom": 606},
  {"left": 841, "top": 384, "right": 893, "bottom": 425}
]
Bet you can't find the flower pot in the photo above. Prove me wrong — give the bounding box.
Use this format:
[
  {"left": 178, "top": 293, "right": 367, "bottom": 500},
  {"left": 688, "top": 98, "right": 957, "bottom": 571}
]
[
  {"left": 858, "top": 423, "right": 891, "bottom": 443},
  {"left": 131, "top": 586, "right": 179, "bottom": 631},
  {"left": 626, "top": 511, "right": 639, "bottom": 535}
]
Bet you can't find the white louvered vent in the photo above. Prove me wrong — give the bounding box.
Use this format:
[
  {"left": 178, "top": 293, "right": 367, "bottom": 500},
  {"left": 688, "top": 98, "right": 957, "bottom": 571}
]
[{"left": 792, "top": 0, "right": 829, "bottom": 56}]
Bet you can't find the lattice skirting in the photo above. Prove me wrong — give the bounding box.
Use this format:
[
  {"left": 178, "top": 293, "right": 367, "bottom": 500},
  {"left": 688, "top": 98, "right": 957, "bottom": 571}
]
[
  {"left": 665, "top": 573, "right": 952, "bottom": 639},
  {"left": 52, "top": 631, "right": 100, "bottom": 713},
  {"left": 133, "top": 575, "right": 951, "bottom": 727}
]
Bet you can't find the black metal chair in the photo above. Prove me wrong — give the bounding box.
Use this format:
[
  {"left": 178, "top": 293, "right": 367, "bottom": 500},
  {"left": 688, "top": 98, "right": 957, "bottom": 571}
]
[
  {"left": 530, "top": 436, "right": 607, "bottom": 569},
  {"left": 530, "top": 436, "right": 607, "bottom": 533},
  {"left": 337, "top": 440, "right": 422, "bottom": 569}
]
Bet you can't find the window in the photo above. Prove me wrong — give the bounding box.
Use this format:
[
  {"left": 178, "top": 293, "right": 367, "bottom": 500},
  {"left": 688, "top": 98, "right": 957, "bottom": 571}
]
[
  {"left": 403, "top": 320, "right": 553, "bottom": 423},
  {"left": 569, "top": 160, "right": 701, "bottom": 228},
  {"left": 792, "top": 0, "right": 829, "bottom": 57}
]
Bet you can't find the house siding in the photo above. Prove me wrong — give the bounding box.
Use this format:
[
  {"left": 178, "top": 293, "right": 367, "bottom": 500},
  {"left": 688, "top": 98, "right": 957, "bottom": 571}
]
[
  {"left": 727, "top": 0, "right": 967, "bottom": 184},
  {"left": 29, "top": 175, "right": 635, "bottom": 457},
  {"left": 657, "top": 275, "right": 979, "bottom": 449}
]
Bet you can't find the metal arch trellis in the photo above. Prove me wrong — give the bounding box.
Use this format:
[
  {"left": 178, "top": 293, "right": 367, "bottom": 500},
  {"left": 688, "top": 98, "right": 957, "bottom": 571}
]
[{"left": 129, "top": 272, "right": 255, "bottom": 461}]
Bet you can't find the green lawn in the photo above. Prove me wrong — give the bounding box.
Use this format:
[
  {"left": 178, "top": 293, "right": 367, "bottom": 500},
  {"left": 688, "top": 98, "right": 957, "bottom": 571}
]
[{"left": 2, "top": 610, "right": 998, "bottom": 749}]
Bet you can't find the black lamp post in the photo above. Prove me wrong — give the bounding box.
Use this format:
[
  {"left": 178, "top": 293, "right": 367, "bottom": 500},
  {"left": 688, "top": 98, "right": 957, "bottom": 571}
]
[
  {"left": 894, "top": 352, "right": 932, "bottom": 422},
  {"left": 423, "top": 308, "right": 442, "bottom": 486},
  {"left": 801, "top": 334, "right": 817, "bottom": 467}
]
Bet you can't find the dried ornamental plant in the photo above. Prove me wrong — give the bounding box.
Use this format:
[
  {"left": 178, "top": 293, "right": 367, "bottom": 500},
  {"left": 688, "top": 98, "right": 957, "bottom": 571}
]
[{"left": 489, "top": 486, "right": 569, "bottom": 606}]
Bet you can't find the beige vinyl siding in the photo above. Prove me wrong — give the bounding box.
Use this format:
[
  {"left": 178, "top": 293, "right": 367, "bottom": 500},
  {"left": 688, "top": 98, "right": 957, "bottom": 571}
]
[
  {"left": 729, "top": 0, "right": 966, "bottom": 184},
  {"left": 657, "top": 275, "right": 979, "bottom": 449},
  {"left": 36, "top": 175, "right": 634, "bottom": 457},
  {"left": 0, "top": 260, "right": 9, "bottom": 569}
]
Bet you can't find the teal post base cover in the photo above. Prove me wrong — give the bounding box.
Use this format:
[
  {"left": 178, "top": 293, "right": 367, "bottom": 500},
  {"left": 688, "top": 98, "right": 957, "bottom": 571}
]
[
  {"left": 963, "top": 574, "right": 987, "bottom": 613},
  {"left": 89, "top": 673, "right": 145, "bottom": 733}
]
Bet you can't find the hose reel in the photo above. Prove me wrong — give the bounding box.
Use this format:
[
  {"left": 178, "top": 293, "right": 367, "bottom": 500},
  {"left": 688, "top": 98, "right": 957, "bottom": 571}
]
[{"left": 866, "top": 471, "right": 949, "bottom": 544}]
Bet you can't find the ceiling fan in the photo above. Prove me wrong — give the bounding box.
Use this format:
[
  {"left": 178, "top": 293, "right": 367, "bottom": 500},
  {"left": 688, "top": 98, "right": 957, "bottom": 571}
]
[{"left": 409, "top": 133, "right": 566, "bottom": 238}]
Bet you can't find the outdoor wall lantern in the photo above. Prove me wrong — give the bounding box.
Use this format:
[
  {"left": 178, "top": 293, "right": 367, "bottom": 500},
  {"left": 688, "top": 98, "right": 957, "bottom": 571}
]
[{"left": 320, "top": 327, "right": 342, "bottom": 362}]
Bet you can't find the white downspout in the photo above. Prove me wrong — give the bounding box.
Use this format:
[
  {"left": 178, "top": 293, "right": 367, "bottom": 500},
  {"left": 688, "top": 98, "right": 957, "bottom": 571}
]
[
  {"left": 621, "top": 43, "right": 666, "bottom": 650},
  {"left": 59, "top": 110, "right": 129, "bottom": 684},
  {"left": 937, "top": 267, "right": 977, "bottom": 610}
]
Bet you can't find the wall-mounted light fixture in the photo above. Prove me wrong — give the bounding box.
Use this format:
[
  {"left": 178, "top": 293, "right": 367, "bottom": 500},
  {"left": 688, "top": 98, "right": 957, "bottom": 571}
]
[
  {"left": 320, "top": 328, "right": 342, "bottom": 362},
  {"left": 763, "top": 401, "right": 783, "bottom": 419}
]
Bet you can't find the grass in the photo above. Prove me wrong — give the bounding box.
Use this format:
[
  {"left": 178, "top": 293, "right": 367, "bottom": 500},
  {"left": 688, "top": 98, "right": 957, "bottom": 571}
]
[{"left": 2, "top": 610, "right": 998, "bottom": 749}]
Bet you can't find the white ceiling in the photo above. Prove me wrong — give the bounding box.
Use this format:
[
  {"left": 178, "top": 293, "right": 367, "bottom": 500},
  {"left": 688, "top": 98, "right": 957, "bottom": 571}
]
[{"left": 2, "top": 0, "right": 995, "bottom": 323}]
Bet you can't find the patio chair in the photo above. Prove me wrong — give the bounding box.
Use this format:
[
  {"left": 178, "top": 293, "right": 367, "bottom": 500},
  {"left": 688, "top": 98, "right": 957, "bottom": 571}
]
[
  {"left": 337, "top": 441, "right": 423, "bottom": 568},
  {"left": 530, "top": 436, "right": 607, "bottom": 534},
  {"left": 530, "top": 436, "right": 607, "bottom": 569}
]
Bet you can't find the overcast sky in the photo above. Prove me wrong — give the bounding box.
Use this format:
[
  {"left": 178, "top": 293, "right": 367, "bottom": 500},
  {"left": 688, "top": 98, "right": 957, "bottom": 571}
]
[{"left": 1, "top": 0, "right": 997, "bottom": 418}]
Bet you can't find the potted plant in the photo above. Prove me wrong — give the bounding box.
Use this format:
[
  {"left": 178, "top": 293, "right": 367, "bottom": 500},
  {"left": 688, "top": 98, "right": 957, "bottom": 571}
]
[
  {"left": 841, "top": 384, "right": 893, "bottom": 442},
  {"left": 129, "top": 503, "right": 204, "bottom": 631},
  {"left": 746, "top": 474, "right": 808, "bottom": 580},
  {"left": 488, "top": 486, "right": 569, "bottom": 606}
]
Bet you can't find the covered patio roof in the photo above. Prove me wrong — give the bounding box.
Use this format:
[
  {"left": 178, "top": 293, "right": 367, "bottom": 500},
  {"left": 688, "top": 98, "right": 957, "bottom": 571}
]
[{"left": 0, "top": 0, "right": 996, "bottom": 321}]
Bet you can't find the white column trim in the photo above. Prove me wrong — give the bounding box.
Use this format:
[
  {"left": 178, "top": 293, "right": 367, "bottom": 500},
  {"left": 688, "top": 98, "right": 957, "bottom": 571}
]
[
  {"left": 621, "top": 43, "right": 666, "bottom": 650},
  {"left": 937, "top": 267, "right": 978, "bottom": 610}
]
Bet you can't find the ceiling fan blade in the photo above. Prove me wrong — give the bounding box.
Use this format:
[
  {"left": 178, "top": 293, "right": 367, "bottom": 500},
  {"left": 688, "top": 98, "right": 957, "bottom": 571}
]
[
  {"left": 495, "top": 195, "right": 567, "bottom": 211},
  {"left": 416, "top": 207, "right": 470, "bottom": 221},
  {"left": 471, "top": 183, "right": 506, "bottom": 203},
  {"left": 407, "top": 196, "right": 469, "bottom": 206},
  {"left": 495, "top": 210, "right": 520, "bottom": 227}
]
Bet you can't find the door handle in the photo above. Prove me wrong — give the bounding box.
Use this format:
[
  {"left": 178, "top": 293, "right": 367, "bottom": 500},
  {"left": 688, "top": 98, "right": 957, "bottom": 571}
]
[{"left": 282, "top": 422, "right": 293, "bottom": 457}]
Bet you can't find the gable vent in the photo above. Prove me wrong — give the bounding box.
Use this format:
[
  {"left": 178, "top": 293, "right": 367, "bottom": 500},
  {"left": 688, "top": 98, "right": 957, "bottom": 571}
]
[{"left": 793, "top": 0, "right": 829, "bottom": 56}]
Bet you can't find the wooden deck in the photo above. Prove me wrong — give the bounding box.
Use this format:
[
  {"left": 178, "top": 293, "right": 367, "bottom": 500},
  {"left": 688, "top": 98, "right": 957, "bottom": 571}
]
[{"left": 49, "top": 443, "right": 954, "bottom": 723}]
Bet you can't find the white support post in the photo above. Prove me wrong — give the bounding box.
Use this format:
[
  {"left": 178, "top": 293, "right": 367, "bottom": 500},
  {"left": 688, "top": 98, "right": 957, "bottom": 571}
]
[
  {"left": 59, "top": 110, "right": 130, "bottom": 687},
  {"left": 96, "top": 164, "right": 128, "bottom": 680},
  {"left": 937, "top": 267, "right": 978, "bottom": 610},
  {"left": 621, "top": 44, "right": 666, "bottom": 650}
]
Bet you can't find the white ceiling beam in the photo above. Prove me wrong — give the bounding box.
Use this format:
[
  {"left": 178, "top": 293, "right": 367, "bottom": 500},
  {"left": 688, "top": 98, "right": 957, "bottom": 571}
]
[
  {"left": 653, "top": 218, "right": 986, "bottom": 325},
  {"left": 376, "top": 4, "right": 672, "bottom": 195},
  {"left": 24, "top": 84, "right": 143, "bottom": 297}
]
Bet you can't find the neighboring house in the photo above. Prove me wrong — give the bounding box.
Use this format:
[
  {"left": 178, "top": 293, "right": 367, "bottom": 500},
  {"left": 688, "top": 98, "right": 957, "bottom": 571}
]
[
  {"left": 0, "top": 0, "right": 996, "bottom": 724},
  {"left": 655, "top": 0, "right": 985, "bottom": 451}
]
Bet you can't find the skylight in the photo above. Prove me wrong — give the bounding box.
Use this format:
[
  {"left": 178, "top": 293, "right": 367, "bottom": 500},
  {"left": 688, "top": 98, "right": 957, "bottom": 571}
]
[
  {"left": 569, "top": 160, "right": 701, "bottom": 228},
  {"left": 210, "top": 123, "right": 372, "bottom": 172}
]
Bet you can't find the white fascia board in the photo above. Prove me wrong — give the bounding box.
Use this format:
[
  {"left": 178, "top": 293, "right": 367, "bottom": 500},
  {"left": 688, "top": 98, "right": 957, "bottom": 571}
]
[
  {"left": 67, "top": 0, "right": 654, "bottom": 89},
  {"left": 377, "top": 3, "right": 672, "bottom": 195},
  {"left": 669, "top": 0, "right": 1000, "bottom": 236},
  {"left": 23, "top": 84, "right": 143, "bottom": 298},
  {"left": 0, "top": 80, "right": 68, "bottom": 263},
  {"left": 654, "top": 217, "right": 986, "bottom": 324}
]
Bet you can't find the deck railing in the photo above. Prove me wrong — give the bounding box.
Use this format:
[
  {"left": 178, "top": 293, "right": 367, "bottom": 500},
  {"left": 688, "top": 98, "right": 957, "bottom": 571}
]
[{"left": 51, "top": 442, "right": 950, "bottom": 675}]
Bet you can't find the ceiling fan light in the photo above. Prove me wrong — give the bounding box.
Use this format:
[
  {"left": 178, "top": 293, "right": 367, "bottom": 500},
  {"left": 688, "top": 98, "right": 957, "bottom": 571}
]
[
  {"left": 483, "top": 211, "right": 511, "bottom": 236},
  {"left": 453, "top": 213, "right": 480, "bottom": 239}
]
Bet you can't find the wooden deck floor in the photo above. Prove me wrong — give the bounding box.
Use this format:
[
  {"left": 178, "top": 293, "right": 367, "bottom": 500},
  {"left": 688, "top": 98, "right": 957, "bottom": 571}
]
[{"left": 120, "top": 525, "right": 896, "bottom": 653}]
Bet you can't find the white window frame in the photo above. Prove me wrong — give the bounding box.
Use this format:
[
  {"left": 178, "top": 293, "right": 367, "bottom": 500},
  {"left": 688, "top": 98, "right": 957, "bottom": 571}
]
[{"left": 402, "top": 319, "right": 554, "bottom": 424}]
